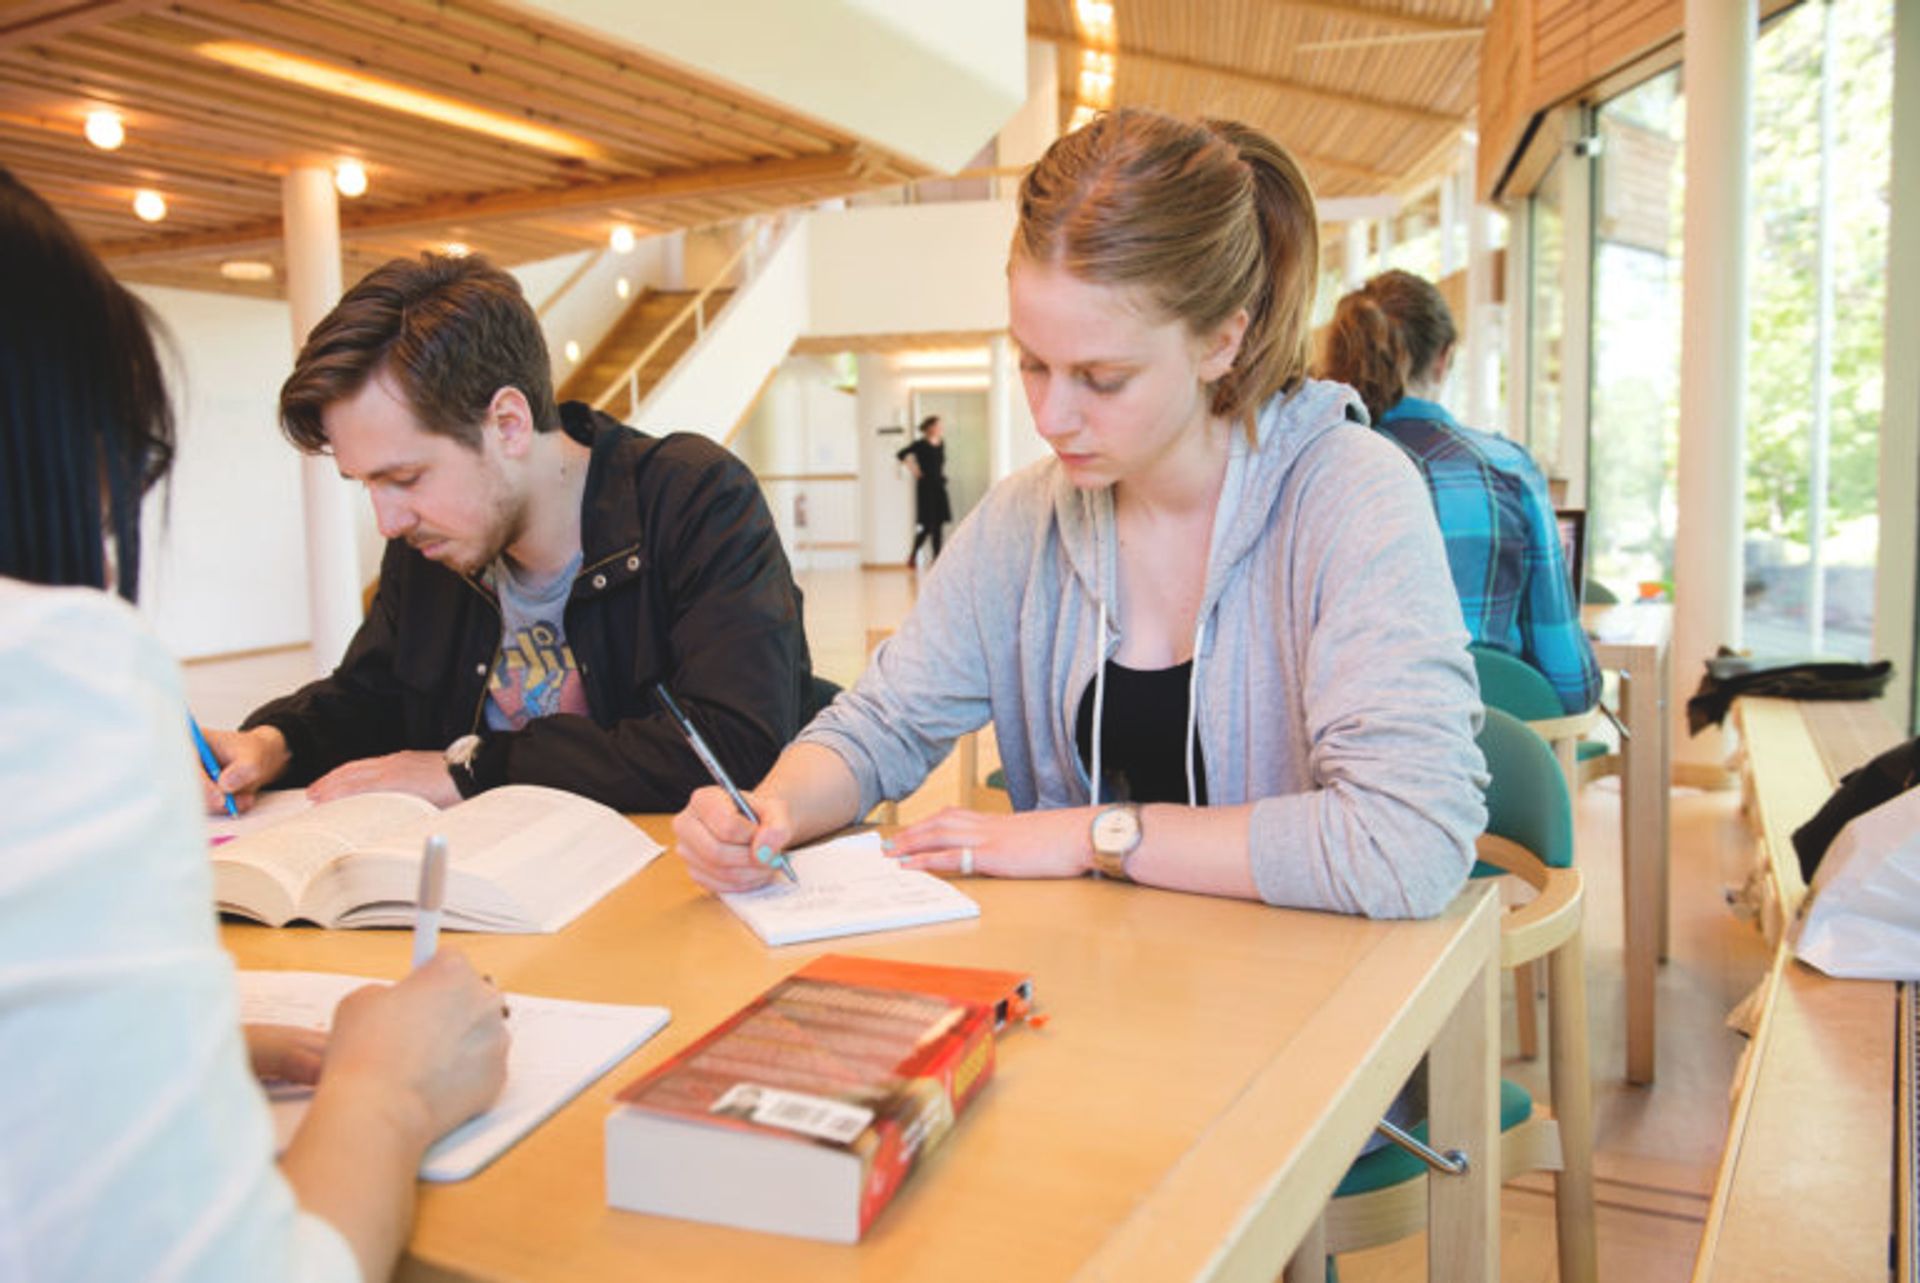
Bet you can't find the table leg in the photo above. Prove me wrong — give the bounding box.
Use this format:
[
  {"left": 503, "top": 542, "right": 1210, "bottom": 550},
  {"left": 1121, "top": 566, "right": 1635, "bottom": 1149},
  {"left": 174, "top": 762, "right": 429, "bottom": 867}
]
[
  {"left": 1618, "top": 660, "right": 1662, "bottom": 1085},
  {"left": 1426, "top": 913, "right": 1499, "bottom": 1283}
]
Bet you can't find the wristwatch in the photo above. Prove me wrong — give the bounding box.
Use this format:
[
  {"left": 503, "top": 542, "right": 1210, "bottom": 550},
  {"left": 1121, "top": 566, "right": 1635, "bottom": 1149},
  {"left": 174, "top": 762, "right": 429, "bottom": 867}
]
[
  {"left": 445, "top": 733, "right": 484, "bottom": 795},
  {"left": 1089, "top": 803, "right": 1143, "bottom": 881}
]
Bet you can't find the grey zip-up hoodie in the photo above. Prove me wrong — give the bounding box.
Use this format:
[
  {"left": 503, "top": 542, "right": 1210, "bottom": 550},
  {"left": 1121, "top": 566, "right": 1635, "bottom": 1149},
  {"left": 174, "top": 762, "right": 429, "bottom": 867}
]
[{"left": 801, "top": 379, "right": 1486, "bottom": 919}]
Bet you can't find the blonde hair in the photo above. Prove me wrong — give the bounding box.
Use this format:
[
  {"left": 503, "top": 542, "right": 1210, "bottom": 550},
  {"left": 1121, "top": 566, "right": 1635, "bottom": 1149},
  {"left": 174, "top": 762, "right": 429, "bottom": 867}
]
[
  {"left": 1320, "top": 269, "right": 1458, "bottom": 423},
  {"left": 1011, "top": 107, "right": 1320, "bottom": 426}
]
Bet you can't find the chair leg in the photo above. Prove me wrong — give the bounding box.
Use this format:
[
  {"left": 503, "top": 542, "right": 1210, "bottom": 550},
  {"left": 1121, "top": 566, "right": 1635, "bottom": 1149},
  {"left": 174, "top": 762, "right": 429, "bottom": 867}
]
[
  {"left": 1548, "top": 931, "right": 1599, "bottom": 1283},
  {"left": 1514, "top": 959, "right": 1541, "bottom": 1060},
  {"left": 1282, "top": 1211, "right": 1328, "bottom": 1283}
]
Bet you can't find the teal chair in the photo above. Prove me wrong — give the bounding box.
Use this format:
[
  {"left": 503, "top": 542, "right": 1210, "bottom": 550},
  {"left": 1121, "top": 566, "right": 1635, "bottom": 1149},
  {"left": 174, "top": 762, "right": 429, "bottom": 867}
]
[
  {"left": 1318, "top": 707, "right": 1599, "bottom": 1283},
  {"left": 1469, "top": 644, "right": 1611, "bottom": 792}
]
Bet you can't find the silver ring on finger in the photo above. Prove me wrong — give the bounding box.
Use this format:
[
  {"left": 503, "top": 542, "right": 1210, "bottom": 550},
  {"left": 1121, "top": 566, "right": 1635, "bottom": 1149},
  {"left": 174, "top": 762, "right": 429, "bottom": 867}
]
[{"left": 960, "top": 846, "right": 975, "bottom": 877}]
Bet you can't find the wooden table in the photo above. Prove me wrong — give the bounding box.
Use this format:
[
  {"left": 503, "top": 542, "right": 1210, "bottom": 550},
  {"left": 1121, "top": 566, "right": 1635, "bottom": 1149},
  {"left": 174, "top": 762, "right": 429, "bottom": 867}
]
[
  {"left": 1585, "top": 602, "right": 1673, "bottom": 1085},
  {"left": 226, "top": 821, "right": 1503, "bottom": 1283},
  {"left": 1693, "top": 696, "right": 1902, "bottom": 1281}
]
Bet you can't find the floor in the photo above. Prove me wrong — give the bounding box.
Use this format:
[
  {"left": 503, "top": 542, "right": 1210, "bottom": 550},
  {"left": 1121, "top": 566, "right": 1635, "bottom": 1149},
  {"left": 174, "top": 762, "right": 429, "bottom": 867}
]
[{"left": 183, "top": 563, "right": 1769, "bottom": 1282}]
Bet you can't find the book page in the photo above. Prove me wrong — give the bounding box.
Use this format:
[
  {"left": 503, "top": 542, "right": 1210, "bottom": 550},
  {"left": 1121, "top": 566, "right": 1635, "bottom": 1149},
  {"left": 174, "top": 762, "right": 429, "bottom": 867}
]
[
  {"left": 205, "top": 790, "right": 315, "bottom": 846},
  {"left": 719, "top": 832, "right": 980, "bottom": 947},
  {"left": 239, "top": 970, "right": 670, "bottom": 1181},
  {"left": 210, "top": 792, "right": 438, "bottom": 919},
  {"left": 324, "top": 785, "right": 664, "bottom": 932}
]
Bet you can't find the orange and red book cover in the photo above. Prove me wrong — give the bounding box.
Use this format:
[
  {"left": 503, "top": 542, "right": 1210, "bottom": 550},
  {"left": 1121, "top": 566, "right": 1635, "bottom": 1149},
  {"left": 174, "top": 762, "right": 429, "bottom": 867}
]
[{"left": 606, "top": 958, "right": 1001, "bottom": 1241}]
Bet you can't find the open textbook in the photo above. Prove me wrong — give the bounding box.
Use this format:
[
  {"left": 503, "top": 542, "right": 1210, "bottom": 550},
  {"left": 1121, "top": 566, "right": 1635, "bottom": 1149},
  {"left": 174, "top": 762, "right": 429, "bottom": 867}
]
[
  {"left": 719, "top": 831, "right": 979, "bottom": 946},
  {"left": 240, "top": 969, "right": 669, "bottom": 1181},
  {"left": 210, "top": 785, "right": 662, "bottom": 932}
]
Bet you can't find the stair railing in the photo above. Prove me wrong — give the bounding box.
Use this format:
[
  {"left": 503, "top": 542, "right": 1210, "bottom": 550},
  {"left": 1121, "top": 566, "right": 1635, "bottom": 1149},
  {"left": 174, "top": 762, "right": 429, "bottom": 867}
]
[{"left": 591, "top": 212, "right": 793, "bottom": 421}]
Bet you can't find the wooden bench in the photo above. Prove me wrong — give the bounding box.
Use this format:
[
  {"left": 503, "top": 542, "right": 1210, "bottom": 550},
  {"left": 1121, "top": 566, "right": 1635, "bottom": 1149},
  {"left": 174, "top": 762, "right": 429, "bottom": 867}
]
[{"left": 1692, "top": 696, "right": 1903, "bottom": 1282}]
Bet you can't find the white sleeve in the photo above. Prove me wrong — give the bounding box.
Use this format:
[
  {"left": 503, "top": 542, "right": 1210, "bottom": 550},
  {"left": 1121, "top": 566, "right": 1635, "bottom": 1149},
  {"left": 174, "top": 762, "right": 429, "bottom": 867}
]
[{"left": 0, "top": 583, "right": 362, "bottom": 1283}]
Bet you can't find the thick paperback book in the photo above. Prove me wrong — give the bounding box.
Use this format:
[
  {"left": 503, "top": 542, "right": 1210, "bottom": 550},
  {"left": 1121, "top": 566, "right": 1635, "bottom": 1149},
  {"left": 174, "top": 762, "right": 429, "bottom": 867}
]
[{"left": 603, "top": 960, "right": 997, "bottom": 1242}]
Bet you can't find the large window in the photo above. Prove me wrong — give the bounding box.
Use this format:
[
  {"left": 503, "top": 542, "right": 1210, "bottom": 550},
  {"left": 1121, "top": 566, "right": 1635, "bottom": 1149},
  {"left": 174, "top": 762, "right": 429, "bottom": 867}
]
[
  {"left": 1561, "top": 0, "right": 1893, "bottom": 644},
  {"left": 1742, "top": 0, "right": 1892, "bottom": 657},
  {"left": 1589, "top": 71, "right": 1683, "bottom": 600}
]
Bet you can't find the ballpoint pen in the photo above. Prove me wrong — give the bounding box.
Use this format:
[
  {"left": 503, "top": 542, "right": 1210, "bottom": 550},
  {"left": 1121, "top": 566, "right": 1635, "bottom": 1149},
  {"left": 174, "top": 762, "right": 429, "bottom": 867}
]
[
  {"left": 187, "top": 714, "right": 238, "bottom": 818},
  {"left": 412, "top": 834, "right": 449, "bottom": 969},
  {"left": 653, "top": 683, "right": 798, "bottom": 884}
]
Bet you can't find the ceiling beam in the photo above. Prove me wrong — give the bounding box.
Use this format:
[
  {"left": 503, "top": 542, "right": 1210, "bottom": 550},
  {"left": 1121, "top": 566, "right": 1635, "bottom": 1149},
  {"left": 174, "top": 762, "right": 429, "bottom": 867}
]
[
  {"left": 1032, "top": 29, "right": 1464, "bottom": 130},
  {"left": 0, "top": 0, "right": 170, "bottom": 50},
  {"left": 94, "top": 148, "right": 872, "bottom": 265},
  {"left": 1265, "top": 1, "right": 1482, "bottom": 37}
]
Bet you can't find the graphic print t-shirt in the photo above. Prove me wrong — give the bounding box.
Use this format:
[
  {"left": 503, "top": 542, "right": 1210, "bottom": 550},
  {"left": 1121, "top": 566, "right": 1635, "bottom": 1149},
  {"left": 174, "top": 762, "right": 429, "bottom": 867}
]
[{"left": 484, "top": 552, "right": 590, "bottom": 731}]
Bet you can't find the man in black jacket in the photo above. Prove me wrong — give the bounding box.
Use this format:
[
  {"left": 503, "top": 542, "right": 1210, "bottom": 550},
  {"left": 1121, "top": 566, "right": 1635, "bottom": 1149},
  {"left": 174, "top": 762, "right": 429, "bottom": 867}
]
[{"left": 202, "top": 253, "right": 817, "bottom": 814}]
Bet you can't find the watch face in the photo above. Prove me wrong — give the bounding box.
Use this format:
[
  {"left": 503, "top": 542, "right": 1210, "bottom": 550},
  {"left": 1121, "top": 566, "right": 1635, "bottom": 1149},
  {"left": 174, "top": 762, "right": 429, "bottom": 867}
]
[{"left": 1091, "top": 805, "right": 1140, "bottom": 853}]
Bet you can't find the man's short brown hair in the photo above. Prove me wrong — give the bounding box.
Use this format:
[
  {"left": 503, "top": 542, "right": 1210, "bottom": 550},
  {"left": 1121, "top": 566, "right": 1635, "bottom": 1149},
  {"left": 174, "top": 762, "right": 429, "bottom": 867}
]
[{"left": 279, "top": 253, "right": 561, "bottom": 453}]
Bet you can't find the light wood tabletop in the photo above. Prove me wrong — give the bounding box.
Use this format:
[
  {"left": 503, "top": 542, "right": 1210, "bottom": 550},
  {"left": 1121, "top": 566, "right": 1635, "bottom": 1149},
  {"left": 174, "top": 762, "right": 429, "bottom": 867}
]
[{"left": 225, "top": 819, "right": 1502, "bottom": 1283}]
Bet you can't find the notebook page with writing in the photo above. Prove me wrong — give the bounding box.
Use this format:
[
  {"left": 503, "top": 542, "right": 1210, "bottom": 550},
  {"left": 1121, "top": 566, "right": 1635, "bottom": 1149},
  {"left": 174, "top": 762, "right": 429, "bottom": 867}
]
[
  {"left": 239, "top": 970, "right": 670, "bottom": 1181},
  {"left": 718, "top": 831, "right": 980, "bottom": 947}
]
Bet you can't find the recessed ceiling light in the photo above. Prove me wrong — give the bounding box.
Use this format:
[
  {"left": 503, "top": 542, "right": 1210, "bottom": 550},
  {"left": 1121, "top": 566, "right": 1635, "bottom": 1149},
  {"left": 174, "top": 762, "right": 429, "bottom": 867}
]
[
  {"left": 195, "top": 41, "right": 603, "bottom": 160},
  {"left": 442, "top": 241, "right": 471, "bottom": 258},
  {"left": 220, "top": 260, "right": 275, "bottom": 282},
  {"left": 564, "top": 340, "right": 582, "bottom": 364},
  {"left": 615, "top": 277, "right": 632, "bottom": 299},
  {"left": 84, "top": 109, "right": 124, "bottom": 151},
  {"left": 334, "top": 159, "right": 368, "bottom": 198},
  {"left": 132, "top": 189, "right": 167, "bottom": 222},
  {"left": 609, "top": 225, "right": 636, "bottom": 254}
]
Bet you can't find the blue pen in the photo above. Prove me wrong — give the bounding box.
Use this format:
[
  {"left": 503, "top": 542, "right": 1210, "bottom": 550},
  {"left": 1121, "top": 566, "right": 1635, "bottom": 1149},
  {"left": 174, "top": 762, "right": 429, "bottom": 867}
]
[
  {"left": 187, "top": 714, "right": 238, "bottom": 818},
  {"left": 653, "top": 684, "right": 798, "bottom": 884}
]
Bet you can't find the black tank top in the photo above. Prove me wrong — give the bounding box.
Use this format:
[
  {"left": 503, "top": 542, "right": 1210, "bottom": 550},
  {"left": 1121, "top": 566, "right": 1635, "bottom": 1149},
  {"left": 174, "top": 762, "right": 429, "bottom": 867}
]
[{"left": 1074, "top": 658, "right": 1209, "bottom": 805}]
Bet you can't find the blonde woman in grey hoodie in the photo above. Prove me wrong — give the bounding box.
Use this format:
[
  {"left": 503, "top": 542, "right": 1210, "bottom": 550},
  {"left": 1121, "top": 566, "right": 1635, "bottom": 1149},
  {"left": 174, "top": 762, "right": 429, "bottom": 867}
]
[{"left": 674, "top": 109, "right": 1486, "bottom": 920}]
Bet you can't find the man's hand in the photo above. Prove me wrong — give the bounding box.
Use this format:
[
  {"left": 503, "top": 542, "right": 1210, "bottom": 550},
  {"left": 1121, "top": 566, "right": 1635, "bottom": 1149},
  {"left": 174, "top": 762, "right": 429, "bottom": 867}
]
[
  {"left": 309, "top": 751, "right": 461, "bottom": 807},
  {"left": 201, "top": 725, "right": 291, "bottom": 814}
]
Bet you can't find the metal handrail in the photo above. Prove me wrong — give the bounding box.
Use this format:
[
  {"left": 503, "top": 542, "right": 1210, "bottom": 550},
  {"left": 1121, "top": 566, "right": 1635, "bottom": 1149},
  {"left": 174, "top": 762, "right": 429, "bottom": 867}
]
[{"left": 589, "top": 213, "right": 791, "bottom": 419}]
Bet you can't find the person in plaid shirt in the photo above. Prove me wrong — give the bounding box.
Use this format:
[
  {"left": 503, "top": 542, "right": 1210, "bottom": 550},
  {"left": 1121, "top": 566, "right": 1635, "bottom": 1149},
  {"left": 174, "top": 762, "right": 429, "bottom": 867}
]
[{"left": 1321, "top": 270, "right": 1600, "bottom": 715}]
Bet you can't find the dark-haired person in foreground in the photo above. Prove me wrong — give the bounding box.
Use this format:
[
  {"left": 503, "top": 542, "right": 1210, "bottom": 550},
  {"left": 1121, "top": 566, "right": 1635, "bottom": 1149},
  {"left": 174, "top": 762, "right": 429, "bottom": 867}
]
[
  {"left": 0, "top": 165, "right": 507, "bottom": 1282},
  {"left": 203, "top": 253, "right": 817, "bottom": 814}
]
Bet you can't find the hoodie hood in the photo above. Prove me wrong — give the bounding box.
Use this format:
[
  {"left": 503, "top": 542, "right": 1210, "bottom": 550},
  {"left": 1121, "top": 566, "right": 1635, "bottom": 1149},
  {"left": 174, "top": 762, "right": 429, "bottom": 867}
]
[{"left": 1053, "top": 378, "right": 1367, "bottom": 626}]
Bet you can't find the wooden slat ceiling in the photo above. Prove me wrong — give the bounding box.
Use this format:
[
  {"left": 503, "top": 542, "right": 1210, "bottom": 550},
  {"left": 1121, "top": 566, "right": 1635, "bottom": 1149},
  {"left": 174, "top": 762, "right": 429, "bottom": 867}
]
[
  {"left": 0, "top": 0, "right": 922, "bottom": 296},
  {"left": 3, "top": 0, "right": 1483, "bottom": 300},
  {"left": 1029, "top": 0, "right": 1483, "bottom": 201}
]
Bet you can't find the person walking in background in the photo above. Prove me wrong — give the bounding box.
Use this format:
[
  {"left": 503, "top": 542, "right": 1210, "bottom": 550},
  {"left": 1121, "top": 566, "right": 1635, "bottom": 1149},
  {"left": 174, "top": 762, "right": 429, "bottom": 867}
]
[
  {"left": 896, "top": 414, "right": 952, "bottom": 567},
  {"left": 1320, "top": 269, "right": 1601, "bottom": 715}
]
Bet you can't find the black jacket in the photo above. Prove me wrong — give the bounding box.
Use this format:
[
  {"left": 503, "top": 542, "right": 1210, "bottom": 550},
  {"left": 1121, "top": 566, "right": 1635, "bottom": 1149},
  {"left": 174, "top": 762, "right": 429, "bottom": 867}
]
[{"left": 244, "top": 403, "right": 815, "bottom": 812}]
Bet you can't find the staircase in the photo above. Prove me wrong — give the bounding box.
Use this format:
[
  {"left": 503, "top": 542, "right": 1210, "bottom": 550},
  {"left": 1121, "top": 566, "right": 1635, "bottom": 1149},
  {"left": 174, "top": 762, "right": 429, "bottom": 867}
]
[{"left": 559, "top": 287, "right": 734, "bottom": 413}]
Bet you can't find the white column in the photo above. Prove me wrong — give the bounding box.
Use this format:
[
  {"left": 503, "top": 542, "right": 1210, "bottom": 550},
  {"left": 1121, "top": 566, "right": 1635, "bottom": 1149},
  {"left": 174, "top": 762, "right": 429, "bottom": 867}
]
[
  {"left": 987, "top": 334, "right": 1016, "bottom": 482},
  {"left": 1439, "top": 164, "right": 1461, "bottom": 277},
  {"left": 1672, "top": 0, "right": 1756, "bottom": 769},
  {"left": 281, "top": 166, "right": 361, "bottom": 677},
  {"left": 1807, "top": 0, "right": 1838, "bottom": 653},
  {"left": 1344, "top": 220, "right": 1370, "bottom": 291},
  {"left": 1874, "top": 0, "right": 1920, "bottom": 728}
]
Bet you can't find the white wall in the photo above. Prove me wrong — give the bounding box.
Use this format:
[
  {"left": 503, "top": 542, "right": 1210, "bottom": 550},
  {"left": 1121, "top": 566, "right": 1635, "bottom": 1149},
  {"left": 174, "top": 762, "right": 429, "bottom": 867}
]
[
  {"left": 807, "top": 201, "right": 1016, "bottom": 338},
  {"left": 733, "top": 357, "right": 861, "bottom": 570},
  {"left": 133, "top": 284, "right": 313, "bottom": 660},
  {"left": 520, "top": 0, "right": 1028, "bottom": 173}
]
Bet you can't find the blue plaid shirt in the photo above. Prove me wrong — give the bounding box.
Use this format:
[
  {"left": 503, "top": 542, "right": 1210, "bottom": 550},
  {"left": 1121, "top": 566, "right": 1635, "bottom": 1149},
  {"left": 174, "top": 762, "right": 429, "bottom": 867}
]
[{"left": 1376, "top": 398, "right": 1601, "bottom": 714}]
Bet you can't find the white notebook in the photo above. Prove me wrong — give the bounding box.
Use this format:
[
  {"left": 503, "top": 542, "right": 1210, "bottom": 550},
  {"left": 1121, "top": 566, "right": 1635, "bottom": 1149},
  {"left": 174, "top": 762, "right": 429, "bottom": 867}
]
[
  {"left": 718, "top": 831, "right": 980, "bottom": 947},
  {"left": 239, "top": 969, "right": 670, "bottom": 1181}
]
